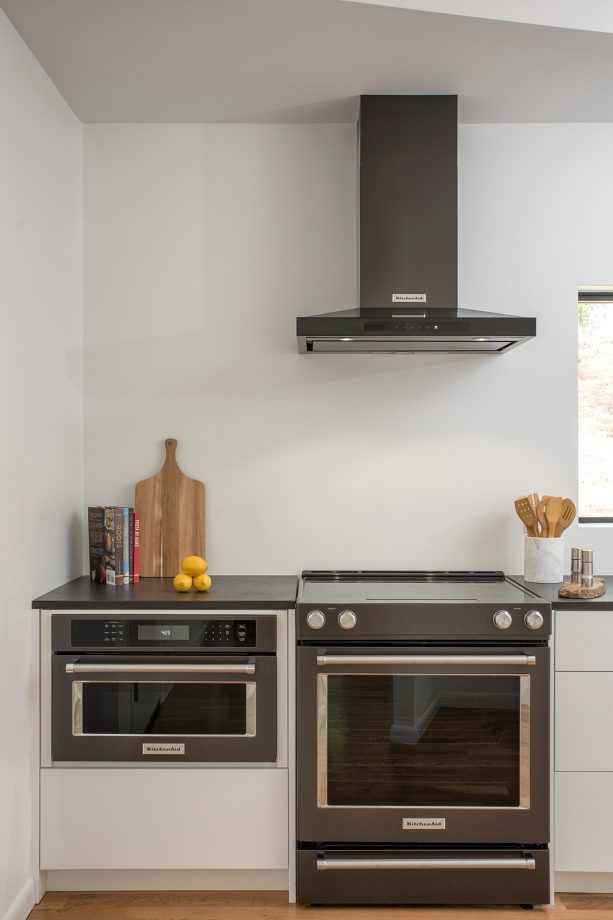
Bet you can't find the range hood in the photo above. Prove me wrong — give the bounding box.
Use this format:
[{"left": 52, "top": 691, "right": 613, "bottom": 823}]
[{"left": 296, "top": 95, "right": 536, "bottom": 355}]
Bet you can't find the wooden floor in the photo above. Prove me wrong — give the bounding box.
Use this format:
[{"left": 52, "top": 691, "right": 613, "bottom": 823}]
[{"left": 26, "top": 892, "right": 613, "bottom": 920}]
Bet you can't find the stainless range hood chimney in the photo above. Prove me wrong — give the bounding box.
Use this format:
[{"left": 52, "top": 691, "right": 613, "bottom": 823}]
[{"left": 296, "top": 95, "right": 536, "bottom": 354}]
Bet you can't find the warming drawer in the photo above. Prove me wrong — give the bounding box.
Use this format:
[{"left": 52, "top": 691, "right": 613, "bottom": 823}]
[{"left": 297, "top": 848, "right": 550, "bottom": 905}]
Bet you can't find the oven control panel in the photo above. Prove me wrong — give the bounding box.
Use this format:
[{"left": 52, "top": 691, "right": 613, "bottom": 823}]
[
  {"left": 297, "top": 603, "right": 551, "bottom": 639},
  {"left": 70, "top": 618, "right": 257, "bottom": 648}
]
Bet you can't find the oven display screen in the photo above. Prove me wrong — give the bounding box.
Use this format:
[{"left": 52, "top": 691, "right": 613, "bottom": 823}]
[
  {"left": 137, "top": 624, "right": 190, "bottom": 641},
  {"left": 69, "top": 618, "right": 258, "bottom": 648}
]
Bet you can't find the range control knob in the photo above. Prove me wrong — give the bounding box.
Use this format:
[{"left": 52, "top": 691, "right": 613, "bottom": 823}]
[
  {"left": 493, "top": 609, "right": 513, "bottom": 630},
  {"left": 338, "top": 609, "right": 357, "bottom": 630},
  {"left": 525, "top": 609, "right": 544, "bottom": 630},
  {"left": 306, "top": 609, "right": 326, "bottom": 630}
]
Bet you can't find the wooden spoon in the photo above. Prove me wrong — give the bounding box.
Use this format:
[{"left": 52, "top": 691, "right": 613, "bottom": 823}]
[
  {"left": 514, "top": 497, "right": 538, "bottom": 537},
  {"left": 555, "top": 498, "right": 577, "bottom": 537},
  {"left": 536, "top": 498, "right": 548, "bottom": 537},
  {"left": 527, "top": 494, "right": 541, "bottom": 536},
  {"left": 545, "top": 496, "right": 563, "bottom": 537}
]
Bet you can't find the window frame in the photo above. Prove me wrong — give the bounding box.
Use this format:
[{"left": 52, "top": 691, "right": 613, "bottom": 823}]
[{"left": 578, "top": 288, "right": 613, "bottom": 523}]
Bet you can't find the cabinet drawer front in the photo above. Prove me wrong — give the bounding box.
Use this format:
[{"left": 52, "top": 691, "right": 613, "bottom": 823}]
[
  {"left": 556, "top": 610, "right": 613, "bottom": 671},
  {"left": 556, "top": 672, "right": 613, "bottom": 770},
  {"left": 41, "top": 768, "right": 288, "bottom": 870},
  {"left": 555, "top": 772, "right": 613, "bottom": 872}
]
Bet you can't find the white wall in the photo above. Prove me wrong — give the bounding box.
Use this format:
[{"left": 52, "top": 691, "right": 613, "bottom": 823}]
[
  {"left": 0, "top": 10, "right": 83, "bottom": 919},
  {"left": 83, "top": 122, "right": 613, "bottom": 575}
]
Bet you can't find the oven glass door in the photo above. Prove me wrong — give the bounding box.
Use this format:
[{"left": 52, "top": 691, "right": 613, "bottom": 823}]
[
  {"left": 53, "top": 655, "right": 277, "bottom": 762},
  {"left": 320, "top": 671, "right": 528, "bottom": 809},
  {"left": 74, "top": 679, "right": 255, "bottom": 737},
  {"left": 297, "top": 646, "right": 549, "bottom": 843}
]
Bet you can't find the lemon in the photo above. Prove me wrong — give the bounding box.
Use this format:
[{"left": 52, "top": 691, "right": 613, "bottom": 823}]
[
  {"left": 182, "top": 555, "right": 207, "bottom": 577},
  {"left": 173, "top": 572, "right": 193, "bottom": 592},
  {"left": 193, "top": 573, "right": 212, "bottom": 592}
]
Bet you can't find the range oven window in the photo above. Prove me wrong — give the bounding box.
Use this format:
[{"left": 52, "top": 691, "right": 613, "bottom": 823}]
[
  {"left": 74, "top": 681, "right": 255, "bottom": 736},
  {"left": 321, "top": 674, "right": 527, "bottom": 808}
]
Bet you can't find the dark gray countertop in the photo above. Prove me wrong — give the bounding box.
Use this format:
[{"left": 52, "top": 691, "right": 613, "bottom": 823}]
[
  {"left": 32, "top": 575, "right": 298, "bottom": 610},
  {"left": 33, "top": 573, "right": 613, "bottom": 611},
  {"left": 510, "top": 575, "right": 613, "bottom": 609}
]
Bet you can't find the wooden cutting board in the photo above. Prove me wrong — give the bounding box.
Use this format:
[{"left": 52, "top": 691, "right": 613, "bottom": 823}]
[{"left": 135, "top": 438, "right": 205, "bottom": 577}]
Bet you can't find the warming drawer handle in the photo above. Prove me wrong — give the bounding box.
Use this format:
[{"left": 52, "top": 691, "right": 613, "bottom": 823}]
[
  {"left": 316, "top": 654, "right": 536, "bottom": 667},
  {"left": 316, "top": 856, "right": 536, "bottom": 871},
  {"left": 65, "top": 661, "right": 256, "bottom": 675}
]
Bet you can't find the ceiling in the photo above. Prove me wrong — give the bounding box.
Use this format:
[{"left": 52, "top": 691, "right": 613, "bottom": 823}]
[
  {"left": 2, "top": 0, "right": 613, "bottom": 123},
  {"left": 343, "top": 0, "right": 613, "bottom": 34}
]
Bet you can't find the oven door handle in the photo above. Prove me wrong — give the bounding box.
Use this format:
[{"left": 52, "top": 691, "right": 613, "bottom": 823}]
[
  {"left": 65, "top": 660, "right": 256, "bottom": 675},
  {"left": 316, "top": 654, "right": 536, "bottom": 667},
  {"left": 317, "top": 856, "right": 536, "bottom": 871}
]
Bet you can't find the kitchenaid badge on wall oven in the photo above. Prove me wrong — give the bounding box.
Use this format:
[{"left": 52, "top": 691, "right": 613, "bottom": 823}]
[{"left": 403, "top": 818, "right": 446, "bottom": 829}]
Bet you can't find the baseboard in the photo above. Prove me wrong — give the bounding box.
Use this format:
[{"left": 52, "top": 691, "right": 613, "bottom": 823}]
[
  {"left": 46, "top": 869, "right": 289, "bottom": 891},
  {"left": 2, "top": 879, "right": 36, "bottom": 920},
  {"left": 556, "top": 872, "right": 613, "bottom": 892}
]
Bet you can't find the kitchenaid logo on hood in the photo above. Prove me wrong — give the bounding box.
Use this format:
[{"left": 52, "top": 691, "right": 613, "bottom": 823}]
[
  {"left": 393, "top": 294, "right": 427, "bottom": 303},
  {"left": 142, "top": 743, "right": 185, "bottom": 755},
  {"left": 403, "top": 818, "right": 446, "bottom": 830}
]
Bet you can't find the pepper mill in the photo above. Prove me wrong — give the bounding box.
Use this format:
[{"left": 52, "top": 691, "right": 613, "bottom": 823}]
[{"left": 582, "top": 549, "right": 594, "bottom": 587}]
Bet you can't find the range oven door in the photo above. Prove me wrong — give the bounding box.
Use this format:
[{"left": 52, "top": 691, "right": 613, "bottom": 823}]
[
  {"left": 52, "top": 654, "right": 277, "bottom": 763},
  {"left": 297, "top": 645, "right": 549, "bottom": 843}
]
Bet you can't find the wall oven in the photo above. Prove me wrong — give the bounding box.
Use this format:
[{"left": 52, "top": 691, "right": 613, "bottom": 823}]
[
  {"left": 51, "top": 613, "right": 278, "bottom": 763},
  {"left": 296, "top": 570, "right": 551, "bottom": 907}
]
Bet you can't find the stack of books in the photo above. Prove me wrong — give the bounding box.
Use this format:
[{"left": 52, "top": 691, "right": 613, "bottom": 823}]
[{"left": 88, "top": 506, "right": 140, "bottom": 585}]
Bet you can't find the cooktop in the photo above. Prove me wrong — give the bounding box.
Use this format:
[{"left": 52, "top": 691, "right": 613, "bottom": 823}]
[
  {"left": 299, "top": 570, "right": 540, "bottom": 605},
  {"left": 296, "top": 571, "right": 550, "bottom": 640}
]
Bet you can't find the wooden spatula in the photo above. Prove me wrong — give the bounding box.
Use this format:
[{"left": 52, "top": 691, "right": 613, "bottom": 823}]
[
  {"left": 555, "top": 498, "right": 577, "bottom": 537},
  {"left": 514, "top": 497, "right": 538, "bottom": 537},
  {"left": 545, "top": 496, "right": 563, "bottom": 538}
]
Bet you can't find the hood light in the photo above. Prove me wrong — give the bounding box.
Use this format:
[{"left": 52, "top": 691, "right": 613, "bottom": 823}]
[
  {"left": 339, "top": 337, "right": 354, "bottom": 342},
  {"left": 473, "top": 336, "right": 489, "bottom": 342}
]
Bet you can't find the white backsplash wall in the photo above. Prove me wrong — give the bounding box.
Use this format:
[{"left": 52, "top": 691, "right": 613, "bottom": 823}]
[
  {"left": 84, "top": 122, "right": 613, "bottom": 575},
  {"left": 0, "top": 9, "right": 83, "bottom": 919}
]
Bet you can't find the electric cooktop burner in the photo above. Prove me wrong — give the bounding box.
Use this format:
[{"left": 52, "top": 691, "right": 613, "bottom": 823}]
[{"left": 299, "top": 570, "right": 540, "bottom": 605}]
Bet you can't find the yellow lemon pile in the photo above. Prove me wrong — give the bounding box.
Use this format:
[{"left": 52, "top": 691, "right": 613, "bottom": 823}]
[{"left": 173, "top": 555, "right": 212, "bottom": 593}]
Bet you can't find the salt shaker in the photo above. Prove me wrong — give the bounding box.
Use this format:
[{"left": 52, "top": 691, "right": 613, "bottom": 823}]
[{"left": 571, "top": 548, "right": 582, "bottom": 585}]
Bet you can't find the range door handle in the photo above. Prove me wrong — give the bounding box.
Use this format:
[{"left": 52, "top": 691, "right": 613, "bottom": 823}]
[
  {"left": 316, "top": 654, "right": 536, "bottom": 667},
  {"left": 65, "top": 661, "right": 256, "bottom": 675},
  {"left": 316, "top": 856, "right": 536, "bottom": 871}
]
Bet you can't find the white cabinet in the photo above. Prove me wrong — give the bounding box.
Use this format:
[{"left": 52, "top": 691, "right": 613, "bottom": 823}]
[
  {"left": 41, "top": 767, "right": 288, "bottom": 871},
  {"left": 556, "top": 672, "right": 613, "bottom": 770},
  {"left": 555, "top": 608, "right": 613, "bottom": 876},
  {"left": 555, "top": 773, "right": 613, "bottom": 872},
  {"left": 556, "top": 610, "right": 613, "bottom": 671}
]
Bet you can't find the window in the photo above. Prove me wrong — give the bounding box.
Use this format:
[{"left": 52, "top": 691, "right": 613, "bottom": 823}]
[{"left": 578, "top": 288, "right": 613, "bottom": 521}]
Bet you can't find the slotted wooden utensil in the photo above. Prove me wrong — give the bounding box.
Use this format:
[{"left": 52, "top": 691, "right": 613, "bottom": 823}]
[
  {"left": 135, "top": 438, "right": 205, "bottom": 577},
  {"left": 545, "top": 496, "right": 563, "bottom": 538},
  {"left": 514, "top": 496, "right": 538, "bottom": 537},
  {"left": 555, "top": 498, "right": 577, "bottom": 537}
]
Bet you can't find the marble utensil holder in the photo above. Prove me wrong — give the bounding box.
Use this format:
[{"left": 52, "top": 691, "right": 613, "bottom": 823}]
[{"left": 524, "top": 536, "right": 564, "bottom": 583}]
